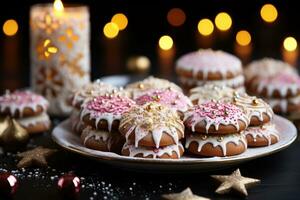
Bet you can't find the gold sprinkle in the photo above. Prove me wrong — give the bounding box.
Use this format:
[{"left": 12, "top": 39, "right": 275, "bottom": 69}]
[
  {"left": 217, "top": 136, "right": 223, "bottom": 142},
  {"left": 138, "top": 83, "right": 144, "bottom": 89},
  {"left": 233, "top": 97, "right": 237, "bottom": 103},
  {"left": 201, "top": 135, "right": 207, "bottom": 140},
  {"left": 233, "top": 91, "right": 239, "bottom": 97},
  {"left": 261, "top": 125, "right": 266, "bottom": 130},
  {"left": 252, "top": 99, "right": 259, "bottom": 105}
]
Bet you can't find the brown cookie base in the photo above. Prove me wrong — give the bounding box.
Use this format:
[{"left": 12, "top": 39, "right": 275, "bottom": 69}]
[
  {"left": 246, "top": 133, "right": 279, "bottom": 147},
  {"left": 250, "top": 113, "right": 271, "bottom": 126},
  {"left": 0, "top": 105, "right": 45, "bottom": 118},
  {"left": 82, "top": 114, "right": 120, "bottom": 131},
  {"left": 22, "top": 121, "right": 51, "bottom": 134}
]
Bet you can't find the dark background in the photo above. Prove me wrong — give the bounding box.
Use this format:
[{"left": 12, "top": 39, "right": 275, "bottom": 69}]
[{"left": 0, "top": 0, "right": 299, "bottom": 92}]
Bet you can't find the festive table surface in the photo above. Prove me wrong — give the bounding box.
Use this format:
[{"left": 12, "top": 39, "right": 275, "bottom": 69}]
[{"left": 0, "top": 117, "right": 299, "bottom": 200}]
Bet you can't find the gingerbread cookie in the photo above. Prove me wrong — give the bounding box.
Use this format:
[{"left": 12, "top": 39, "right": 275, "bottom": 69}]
[
  {"left": 244, "top": 123, "right": 279, "bottom": 147},
  {"left": 134, "top": 88, "right": 192, "bottom": 117},
  {"left": 80, "top": 95, "right": 135, "bottom": 132},
  {"left": 232, "top": 93, "right": 274, "bottom": 126},
  {"left": 0, "top": 90, "right": 50, "bottom": 134},
  {"left": 125, "top": 76, "right": 182, "bottom": 98},
  {"left": 184, "top": 101, "right": 249, "bottom": 134}
]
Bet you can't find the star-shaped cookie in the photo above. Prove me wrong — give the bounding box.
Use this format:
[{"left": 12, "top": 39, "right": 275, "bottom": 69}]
[
  {"left": 162, "top": 187, "right": 210, "bottom": 200},
  {"left": 17, "top": 146, "right": 57, "bottom": 168},
  {"left": 211, "top": 168, "right": 260, "bottom": 196}
]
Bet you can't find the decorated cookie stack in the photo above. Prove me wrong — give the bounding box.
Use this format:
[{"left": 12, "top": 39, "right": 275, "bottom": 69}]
[
  {"left": 232, "top": 93, "right": 279, "bottom": 147},
  {"left": 125, "top": 76, "right": 182, "bottom": 98},
  {"left": 0, "top": 90, "right": 50, "bottom": 134},
  {"left": 119, "top": 102, "right": 185, "bottom": 159},
  {"left": 176, "top": 49, "right": 245, "bottom": 92},
  {"left": 184, "top": 101, "right": 249, "bottom": 157},
  {"left": 79, "top": 95, "right": 135, "bottom": 153},
  {"left": 134, "top": 88, "right": 192, "bottom": 118}
]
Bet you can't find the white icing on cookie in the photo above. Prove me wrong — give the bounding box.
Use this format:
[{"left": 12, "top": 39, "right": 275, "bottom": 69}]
[
  {"left": 266, "top": 95, "right": 300, "bottom": 114},
  {"left": 16, "top": 112, "right": 50, "bottom": 127},
  {"left": 0, "top": 90, "right": 49, "bottom": 117},
  {"left": 125, "top": 76, "right": 182, "bottom": 98},
  {"left": 244, "top": 58, "right": 296, "bottom": 82},
  {"left": 176, "top": 49, "right": 242, "bottom": 79},
  {"left": 82, "top": 126, "right": 110, "bottom": 145},
  {"left": 185, "top": 133, "right": 247, "bottom": 156},
  {"left": 179, "top": 75, "right": 245, "bottom": 88},
  {"left": 189, "top": 84, "right": 237, "bottom": 105},
  {"left": 119, "top": 102, "right": 184, "bottom": 148},
  {"left": 184, "top": 101, "right": 249, "bottom": 133},
  {"left": 123, "top": 142, "right": 183, "bottom": 159},
  {"left": 233, "top": 93, "right": 273, "bottom": 123},
  {"left": 244, "top": 123, "right": 279, "bottom": 146}
]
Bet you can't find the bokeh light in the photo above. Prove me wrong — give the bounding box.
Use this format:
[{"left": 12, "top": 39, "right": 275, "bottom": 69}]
[
  {"left": 283, "top": 37, "right": 297, "bottom": 52},
  {"left": 167, "top": 8, "right": 186, "bottom": 27},
  {"left": 260, "top": 4, "right": 278, "bottom": 23},
  {"left": 198, "top": 19, "right": 214, "bottom": 36},
  {"left": 158, "top": 35, "right": 173, "bottom": 50},
  {"left": 111, "top": 13, "right": 128, "bottom": 30},
  {"left": 236, "top": 30, "right": 251, "bottom": 46},
  {"left": 103, "top": 22, "right": 119, "bottom": 39},
  {"left": 215, "top": 12, "right": 232, "bottom": 31},
  {"left": 3, "top": 19, "right": 18, "bottom": 36},
  {"left": 53, "top": 0, "right": 64, "bottom": 12}
]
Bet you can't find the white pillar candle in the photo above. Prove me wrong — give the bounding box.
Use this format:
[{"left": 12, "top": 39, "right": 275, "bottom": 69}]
[{"left": 30, "top": 2, "right": 90, "bottom": 116}]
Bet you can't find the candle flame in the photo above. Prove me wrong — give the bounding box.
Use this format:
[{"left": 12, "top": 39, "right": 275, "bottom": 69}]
[{"left": 53, "top": 0, "right": 64, "bottom": 12}]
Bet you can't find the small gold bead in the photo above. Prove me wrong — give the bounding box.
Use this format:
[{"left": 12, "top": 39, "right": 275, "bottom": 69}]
[
  {"left": 138, "top": 83, "right": 144, "bottom": 89},
  {"left": 201, "top": 135, "right": 207, "bottom": 140},
  {"left": 217, "top": 136, "right": 223, "bottom": 142},
  {"left": 252, "top": 99, "right": 259, "bottom": 105},
  {"left": 261, "top": 125, "right": 266, "bottom": 130}
]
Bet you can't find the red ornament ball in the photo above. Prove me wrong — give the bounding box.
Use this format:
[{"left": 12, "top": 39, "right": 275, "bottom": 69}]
[
  {"left": 58, "top": 173, "right": 80, "bottom": 198},
  {"left": 0, "top": 172, "right": 18, "bottom": 197}
]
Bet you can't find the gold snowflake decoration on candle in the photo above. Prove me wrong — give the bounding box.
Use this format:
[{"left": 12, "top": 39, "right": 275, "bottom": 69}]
[
  {"left": 36, "top": 66, "right": 63, "bottom": 97},
  {"left": 36, "top": 13, "right": 60, "bottom": 34},
  {"left": 59, "top": 53, "right": 86, "bottom": 77},
  {"left": 58, "top": 27, "right": 79, "bottom": 49},
  {"left": 36, "top": 38, "right": 58, "bottom": 60}
]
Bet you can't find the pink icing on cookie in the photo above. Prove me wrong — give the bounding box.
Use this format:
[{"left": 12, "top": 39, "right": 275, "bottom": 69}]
[
  {"left": 81, "top": 95, "right": 135, "bottom": 132},
  {"left": 176, "top": 49, "right": 242, "bottom": 79},
  {"left": 184, "top": 101, "right": 249, "bottom": 133},
  {"left": 134, "top": 89, "right": 192, "bottom": 113},
  {"left": 0, "top": 90, "right": 49, "bottom": 116}
]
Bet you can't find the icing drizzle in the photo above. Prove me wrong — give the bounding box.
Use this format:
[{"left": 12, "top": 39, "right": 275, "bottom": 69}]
[
  {"left": 119, "top": 102, "right": 184, "bottom": 148},
  {"left": 244, "top": 123, "right": 279, "bottom": 146},
  {"left": 233, "top": 93, "right": 273, "bottom": 123},
  {"left": 184, "top": 101, "right": 249, "bottom": 133},
  {"left": 123, "top": 142, "right": 183, "bottom": 159},
  {"left": 82, "top": 126, "right": 113, "bottom": 150},
  {"left": 267, "top": 95, "right": 300, "bottom": 113},
  {"left": 0, "top": 90, "right": 49, "bottom": 117},
  {"left": 185, "top": 133, "right": 247, "bottom": 156},
  {"left": 80, "top": 95, "right": 135, "bottom": 132},
  {"left": 176, "top": 49, "right": 242, "bottom": 80},
  {"left": 134, "top": 88, "right": 192, "bottom": 113},
  {"left": 16, "top": 112, "right": 50, "bottom": 127}
]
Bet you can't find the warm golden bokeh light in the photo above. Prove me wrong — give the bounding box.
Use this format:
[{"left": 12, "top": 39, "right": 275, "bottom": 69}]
[
  {"left": 283, "top": 37, "right": 297, "bottom": 52},
  {"left": 103, "top": 22, "right": 119, "bottom": 39},
  {"left": 215, "top": 12, "right": 232, "bottom": 31},
  {"left": 53, "top": 0, "right": 64, "bottom": 12},
  {"left": 198, "top": 18, "right": 214, "bottom": 36},
  {"left": 167, "top": 8, "right": 186, "bottom": 27},
  {"left": 159, "top": 35, "right": 173, "bottom": 50},
  {"left": 111, "top": 13, "right": 128, "bottom": 30},
  {"left": 3, "top": 19, "right": 18, "bottom": 36},
  {"left": 236, "top": 30, "right": 251, "bottom": 46},
  {"left": 260, "top": 4, "right": 278, "bottom": 23}
]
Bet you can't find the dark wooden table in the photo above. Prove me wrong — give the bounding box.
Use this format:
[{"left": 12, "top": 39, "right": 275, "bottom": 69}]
[{"left": 0, "top": 117, "right": 299, "bottom": 200}]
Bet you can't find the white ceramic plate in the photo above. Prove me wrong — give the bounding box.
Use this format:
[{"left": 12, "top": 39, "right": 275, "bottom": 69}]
[{"left": 52, "top": 115, "right": 297, "bottom": 172}]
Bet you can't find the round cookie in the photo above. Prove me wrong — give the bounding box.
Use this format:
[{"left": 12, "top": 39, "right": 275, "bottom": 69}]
[
  {"left": 232, "top": 93, "right": 274, "bottom": 126},
  {"left": 244, "top": 123, "right": 279, "bottom": 147},
  {"left": 121, "top": 142, "right": 184, "bottom": 159},
  {"left": 0, "top": 90, "right": 49, "bottom": 118},
  {"left": 134, "top": 88, "right": 192, "bottom": 117},
  {"left": 70, "top": 80, "right": 129, "bottom": 109},
  {"left": 184, "top": 101, "right": 249, "bottom": 134},
  {"left": 267, "top": 96, "right": 300, "bottom": 114},
  {"left": 80, "top": 95, "right": 135, "bottom": 132},
  {"left": 16, "top": 112, "right": 51, "bottom": 134},
  {"left": 185, "top": 133, "right": 247, "bottom": 157},
  {"left": 189, "top": 84, "right": 237, "bottom": 105},
  {"left": 176, "top": 49, "right": 242, "bottom": 80},
  {"left": 244, "top": 58, "right": 297, "bottom": 85},
  {"left": 248, "top": 73, "right": 300, "bottom": 98},
  {"left": 125, "top": 76, "right": 182, "bottom": 98},
  {"left": 119, "top": 102, "right": 184, "bottom": 148},
  {"left": 81, "top": 126, "right": 124, "bottom": 153}
]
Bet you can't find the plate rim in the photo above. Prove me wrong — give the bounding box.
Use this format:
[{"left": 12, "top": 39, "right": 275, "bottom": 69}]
[{"left": 52, "top": 115, "right": 297, "bottom": 165}]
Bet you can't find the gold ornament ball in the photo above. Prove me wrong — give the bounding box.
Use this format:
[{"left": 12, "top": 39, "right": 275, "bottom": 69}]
[{"left": 127, "top": 56, "right": 151, "bottom": 73}]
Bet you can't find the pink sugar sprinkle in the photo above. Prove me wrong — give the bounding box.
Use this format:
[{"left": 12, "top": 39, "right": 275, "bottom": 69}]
[
  {"left": 85, "top": 95, "right": 135, "bottom": 115},
  {"left": 263, "top": 73, "right": 300, "bottom": 85},
  {"left": 0, "top": 90, "right": 45, "bottom": 105}
]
